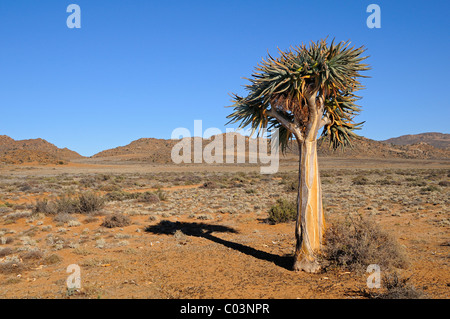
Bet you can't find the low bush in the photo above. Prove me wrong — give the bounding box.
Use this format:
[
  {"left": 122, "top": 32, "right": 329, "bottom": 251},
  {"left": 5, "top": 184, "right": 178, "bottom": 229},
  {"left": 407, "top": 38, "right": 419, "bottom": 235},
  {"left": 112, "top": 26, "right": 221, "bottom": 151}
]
[
  {"left": 77, "top": 192, "right": 105, "bottom": 213},
  {"left": 33, "top": 199, "right": 57, "bottom": 215},
  {"left": 438, "top": 180, "right": 450, "bottom": 187},
  {"left": 285, "top": 180, "right": 298, "bottom": 192},
  {"left": 43, "top": 254, "right": 62, "bottom": 265},
  {"left": 101, "top": 213, "right": 131, "bottom": 228},
  {"left": 0, "top": 260, "right": 27, "bottom": 274},
  {"left": 155, "top": 189, "right": 168, "bottom": 201},
  {"left": 0, "top": 247, "right": 13, "bottom": 258},
  {"left": 104, "top": 190, "right": 137, "bottom": 202},
  {"left": 200, "top": 181, "right": 218, "bottom": 189},
  {"left": 54, "top": 196, "right": 78, "bottom": 214},
  {"left": 352, "top": 175, "right": 369, "bottom": 185},
  {"left": 323, "top": 215, "right": 408, "bottom": 273},
  {"left": 407, "top": 180, "right": 427, "bottom": 187},
  {"left": 136, "top": 191, "right": 160, "bottom": 204},
  {"left": 420, "top": 185, "right": 441, "bottom": 193},
  {"left": 375, "top": 177, "right": 401, "bottom": 186},
  {"left": 33, "top": 192, "right": 105, "bottom": 215},
  {"left": 21, "top": 250, "right": 43, "bottom": 261},
  {"left": 267, "top": 198, "right": 297, "bottom": 224}
]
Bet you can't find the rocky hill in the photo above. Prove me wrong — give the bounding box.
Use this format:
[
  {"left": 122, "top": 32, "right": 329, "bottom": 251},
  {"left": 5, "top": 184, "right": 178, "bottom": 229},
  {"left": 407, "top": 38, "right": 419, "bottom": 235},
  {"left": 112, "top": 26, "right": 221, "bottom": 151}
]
[
  {"left": 91, "top": 133, "right": 450, "bottom": 164},
  {"left": 382, "top": 132, "right": 450, "bottom": 150},
  {"left": 92, "top": 138, "right": 178, "bottom": 163},
  {"left": 316, "top": 135, "right": 450, "bottom": 159},
  {"left": 0, "top": 135, "right": 83, "bottom": 165}
]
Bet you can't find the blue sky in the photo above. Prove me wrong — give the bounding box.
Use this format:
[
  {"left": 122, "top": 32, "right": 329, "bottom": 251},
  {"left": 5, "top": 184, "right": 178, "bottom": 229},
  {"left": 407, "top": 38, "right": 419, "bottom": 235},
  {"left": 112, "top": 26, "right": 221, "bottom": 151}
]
[{"left": 0, "top": 0, "right": 448, "bottom": 156}]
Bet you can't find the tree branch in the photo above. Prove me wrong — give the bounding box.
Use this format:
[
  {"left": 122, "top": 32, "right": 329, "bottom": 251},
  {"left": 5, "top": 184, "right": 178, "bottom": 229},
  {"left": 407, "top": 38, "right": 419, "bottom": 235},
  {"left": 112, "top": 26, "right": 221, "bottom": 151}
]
[
  {"left": 266, "top": 108, "right": 304, "bottom": 142},
  {"left": 319, "top": 115, "right": 331, "bottom": 129}
]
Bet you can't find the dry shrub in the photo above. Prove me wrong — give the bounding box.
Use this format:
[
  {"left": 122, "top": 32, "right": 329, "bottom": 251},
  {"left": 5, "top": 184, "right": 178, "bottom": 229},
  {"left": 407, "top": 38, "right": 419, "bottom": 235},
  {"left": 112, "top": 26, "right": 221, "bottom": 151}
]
[
  {"left": 101, "top": 213, "right": 131, "bottom": 228},
  {"left": 0, "top": 247, "right": 13, "bottom": 258},
  {"left": 323, "top": 215, "right": 409, "bottom": 273},
  {"left": 99, "top": 184, "right": 121, "bottom": 192},
  {"left": 0, "top": 255, "right": 27, "bottom": 274},
  {"left": 154, "top": 189, "right": 168, "bottom": 201},
  {"left": 375, "top": 177, "right": 401, "bottom": 186},
  {"left": 0, "top": 261, "right": 26, "bottom": 274},
  {"left": 105, "top": 190, "right": 162, "bottom": 203},
  {"left": 285, "top": 179, "right": 298, "bottom": 192},
  {"left": 21, "top": 250, "right": 43, "bottom": 261},
  {"left": 136, "top": 192, "right": 160, "bottom": 204},
  {"left": 33, "top": 192, "right": 105, "bottom": 215},
  {"left": 438, "top": 180, "right": 449, "bottom": 187},
  {"left": 77, "top": 192, "right": 105, "bottom": 213},
  {"left": 200, "top": 181, "right": 217, "bottom": 189},
  {"left": 43, "top": 254, "right": 62, "bottom": 265},
  {"left": 33, "top": 199, "right": 57, "bottom": 215},
  {"left": 0, "top": 237, "right": 14, "bottom": 245},
  {"left": 104, "top": 190, "right": 136, "bottom": 202},
  {"left": 54, "top": 196, "right": 78, "bottom": 214},
  {"left": 352, "top": 175, "right": 369, "bottom": 185}
]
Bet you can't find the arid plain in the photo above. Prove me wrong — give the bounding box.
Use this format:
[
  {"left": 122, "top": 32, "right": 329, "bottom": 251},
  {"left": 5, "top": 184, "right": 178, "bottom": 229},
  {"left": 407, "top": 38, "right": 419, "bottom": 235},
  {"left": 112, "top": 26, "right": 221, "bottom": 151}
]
[{"left": 0, "top": 133, "right": 448, "bottom": 299}]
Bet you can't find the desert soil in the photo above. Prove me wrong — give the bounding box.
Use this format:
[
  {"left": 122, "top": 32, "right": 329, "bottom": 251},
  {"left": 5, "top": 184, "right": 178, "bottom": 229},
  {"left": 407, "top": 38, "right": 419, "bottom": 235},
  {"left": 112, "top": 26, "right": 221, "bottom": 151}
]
[{"left": 0, "top": 158, "right": 448, "bottom": 299}]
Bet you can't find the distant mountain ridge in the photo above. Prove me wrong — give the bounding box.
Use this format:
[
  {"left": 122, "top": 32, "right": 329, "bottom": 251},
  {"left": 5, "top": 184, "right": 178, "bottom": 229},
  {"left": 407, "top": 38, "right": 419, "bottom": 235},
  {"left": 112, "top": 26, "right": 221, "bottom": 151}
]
[
  {"left": 381, "top": 132, "right": 450, "bottom": 150},
  {"left": 91, "top": 132, "right": 450, "bottom": 163},
  {"left": 0, "top": 132, "right": 448, "bottom": 165}
]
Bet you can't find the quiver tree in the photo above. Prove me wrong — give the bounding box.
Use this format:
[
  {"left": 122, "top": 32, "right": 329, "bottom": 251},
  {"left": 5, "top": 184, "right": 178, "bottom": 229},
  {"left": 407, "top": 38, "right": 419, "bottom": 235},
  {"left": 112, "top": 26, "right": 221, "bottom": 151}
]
[{"left": 227, "top": 39, "right": 370, "bottom": 272}]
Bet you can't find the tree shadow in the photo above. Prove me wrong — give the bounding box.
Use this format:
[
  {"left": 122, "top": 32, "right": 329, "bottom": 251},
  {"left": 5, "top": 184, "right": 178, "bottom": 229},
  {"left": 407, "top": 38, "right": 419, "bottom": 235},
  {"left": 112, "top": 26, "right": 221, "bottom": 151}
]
[{"left": 145, "top": 220, "right": 293, "bottom": 270}]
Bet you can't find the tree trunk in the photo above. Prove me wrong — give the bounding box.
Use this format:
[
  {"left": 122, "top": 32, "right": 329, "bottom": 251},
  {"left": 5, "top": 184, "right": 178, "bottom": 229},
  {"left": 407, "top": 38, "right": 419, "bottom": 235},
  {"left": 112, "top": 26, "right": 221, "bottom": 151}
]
[{"left": 293, "top": 140, "right": 325, "bottom": 273}]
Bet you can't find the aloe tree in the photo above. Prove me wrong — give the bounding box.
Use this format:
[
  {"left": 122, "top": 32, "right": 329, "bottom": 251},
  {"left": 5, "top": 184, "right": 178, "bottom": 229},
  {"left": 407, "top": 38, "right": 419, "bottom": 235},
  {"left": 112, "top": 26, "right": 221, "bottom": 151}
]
[{"left": 227, "top": 39, "right": 370, "bottom": 272}]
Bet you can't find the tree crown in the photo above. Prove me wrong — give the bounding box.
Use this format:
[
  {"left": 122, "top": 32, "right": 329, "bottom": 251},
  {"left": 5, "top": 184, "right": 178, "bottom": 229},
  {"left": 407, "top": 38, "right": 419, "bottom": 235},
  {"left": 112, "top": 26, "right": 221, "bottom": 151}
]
[{"left": 227, "top": 39, "right": 370, "bottom": 151}]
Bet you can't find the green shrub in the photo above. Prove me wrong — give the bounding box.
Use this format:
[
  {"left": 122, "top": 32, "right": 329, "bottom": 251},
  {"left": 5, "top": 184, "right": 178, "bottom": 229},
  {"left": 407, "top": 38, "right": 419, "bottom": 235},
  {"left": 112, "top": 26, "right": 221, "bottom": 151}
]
[{"left": 267, "top": 198, "right": 297, "bottom": 224}]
